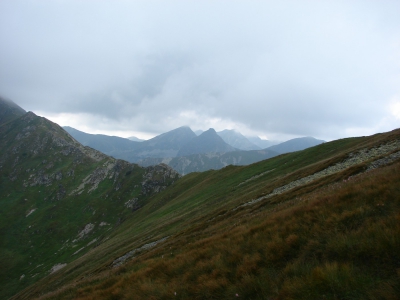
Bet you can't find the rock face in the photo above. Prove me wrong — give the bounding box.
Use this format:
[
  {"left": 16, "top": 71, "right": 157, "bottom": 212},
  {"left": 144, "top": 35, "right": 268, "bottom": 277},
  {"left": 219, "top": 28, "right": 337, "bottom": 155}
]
[
  {"left": 112, "top": 236, "right": 169, "bottom": 268},
  {"left": 0, "top": 111, "right": 180, "bottom": 299},
  {"left": 245, "top": 139, "right": 400, "bottom": 206}
]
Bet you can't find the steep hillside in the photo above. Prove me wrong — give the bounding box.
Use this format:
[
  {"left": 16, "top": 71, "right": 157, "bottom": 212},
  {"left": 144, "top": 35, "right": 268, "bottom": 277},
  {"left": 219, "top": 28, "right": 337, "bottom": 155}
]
[
  {"left": 217, "top": 129, "right": 260, "bottom": 150},
  {"left": 11, "top": 127, "right": 400, "bottom": 300},
  {"left": 0, "top": 113, "right": 180, "bottom": 300},
  {"left": 0, "top": 97, "right": 26, "bottom": 126},
  {"left": 177, "top": 128, "right": 237, "bottom": 157},
  {"left": 267, "top": 136, "right": 325, "bottom": 153}
]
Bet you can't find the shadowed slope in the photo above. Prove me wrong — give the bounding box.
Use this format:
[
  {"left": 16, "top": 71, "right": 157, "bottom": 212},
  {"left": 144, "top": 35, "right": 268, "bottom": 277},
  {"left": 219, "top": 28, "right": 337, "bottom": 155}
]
[
  {"left": 0, "top": 97, "right": 26, "bottom": 126},
  {"left": 0, "top": 112, "right": 180, "bottom": 300}
]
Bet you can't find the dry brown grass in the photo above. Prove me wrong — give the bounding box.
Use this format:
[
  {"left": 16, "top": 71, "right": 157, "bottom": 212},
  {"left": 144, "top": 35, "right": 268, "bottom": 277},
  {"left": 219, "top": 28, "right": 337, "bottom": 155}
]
[{"left": 32, "top": 159, "right": 400, "bottom": 300}]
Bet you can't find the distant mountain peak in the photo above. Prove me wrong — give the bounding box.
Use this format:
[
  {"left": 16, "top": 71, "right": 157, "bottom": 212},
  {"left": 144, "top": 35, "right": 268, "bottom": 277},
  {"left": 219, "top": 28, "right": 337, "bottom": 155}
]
[
  {"left": 267, "top": 136, "right": 325, "bottom": 154},
  {"left": 217, "top": 129, "right": 261, "bottom": 151},
  {"left": 202, "top": 128, "right": 217, "bottom": 134},
  {"left": 177, "top": 128, "right": 236, "bottom": 157},
  {"left": 128, "top": 136, "right": 144, "bottom": 142}
]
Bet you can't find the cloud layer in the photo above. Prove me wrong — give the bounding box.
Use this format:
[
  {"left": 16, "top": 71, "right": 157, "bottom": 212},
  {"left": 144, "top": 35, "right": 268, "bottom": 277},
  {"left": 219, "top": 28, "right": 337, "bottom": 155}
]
[{"left": 1, "top": 0, "right": 399, "bottom": 141}]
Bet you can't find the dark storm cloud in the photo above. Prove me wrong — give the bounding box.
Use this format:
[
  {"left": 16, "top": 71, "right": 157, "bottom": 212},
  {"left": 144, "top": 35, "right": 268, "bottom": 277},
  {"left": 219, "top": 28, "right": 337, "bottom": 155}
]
[{"left": 0, "top": 0, "right": 399, "bottom": 140}]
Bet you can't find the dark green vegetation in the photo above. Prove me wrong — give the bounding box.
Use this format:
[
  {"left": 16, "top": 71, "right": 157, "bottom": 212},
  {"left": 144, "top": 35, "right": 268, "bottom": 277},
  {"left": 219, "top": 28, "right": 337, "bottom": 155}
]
[
  {"left": 0, "top": 97, "right": 26, "bottom": 126},
  {"left": 0, "top": 109, "right": 180, "bottom": 299},
  {"left": 4, "top": 108, "right": 400, "bottom": 299}
]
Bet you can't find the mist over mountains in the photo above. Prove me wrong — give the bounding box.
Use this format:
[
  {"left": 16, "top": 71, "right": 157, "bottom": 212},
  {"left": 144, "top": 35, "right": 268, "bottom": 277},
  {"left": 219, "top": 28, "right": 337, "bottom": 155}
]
[
  {"left": 64, "top": 124, "right": 324, "bottom": 174},
  {"left": 217, "top": 129, "right": 261, "bottom": 150}
]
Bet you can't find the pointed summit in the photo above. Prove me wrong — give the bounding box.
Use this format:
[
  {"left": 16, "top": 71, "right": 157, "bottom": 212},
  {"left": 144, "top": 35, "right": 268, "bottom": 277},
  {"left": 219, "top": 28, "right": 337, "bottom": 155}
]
[
  {"left": 144, "top": 126, "right": 196, "bottom": 149},
  {"left": 217, "top": 129, "right": 261, "bottom": 150},
  {"left": 177, "top": 128, "right": 237, "bottom": 157}
]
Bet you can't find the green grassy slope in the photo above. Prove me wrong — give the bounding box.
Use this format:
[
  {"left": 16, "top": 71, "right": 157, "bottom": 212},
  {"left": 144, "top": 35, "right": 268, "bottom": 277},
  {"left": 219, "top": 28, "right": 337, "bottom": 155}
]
[
  {"left": 0, "top": 113, "right": 180, "bottom": 300},
  {"left": 11, "top": 128, "right": 400, "bottom": 299}
]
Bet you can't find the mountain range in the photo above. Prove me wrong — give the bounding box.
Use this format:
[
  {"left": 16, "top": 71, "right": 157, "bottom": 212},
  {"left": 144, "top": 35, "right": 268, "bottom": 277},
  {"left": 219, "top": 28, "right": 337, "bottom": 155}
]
[
  {"left": 64, "top": 125, "right": 324, "bottom": 174},
  {"left": 216, "top": 129, "right": 261, "bottom": 150},
  {"left": 2, "top": 97, "right": 399, "bottom": 299}
]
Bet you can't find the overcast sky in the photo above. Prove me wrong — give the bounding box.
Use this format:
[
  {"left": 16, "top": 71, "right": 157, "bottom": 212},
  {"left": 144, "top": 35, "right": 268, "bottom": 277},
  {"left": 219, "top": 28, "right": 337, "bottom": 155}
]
[{"left": 1, "top": 0, "right": 400, "bottom": 141}]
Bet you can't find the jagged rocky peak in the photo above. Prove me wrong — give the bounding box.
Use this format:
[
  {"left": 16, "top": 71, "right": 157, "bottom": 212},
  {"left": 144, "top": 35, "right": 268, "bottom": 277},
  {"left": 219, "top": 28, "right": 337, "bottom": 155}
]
[{"left": 177, "top": 127, "right": 237, "bottom": 157}]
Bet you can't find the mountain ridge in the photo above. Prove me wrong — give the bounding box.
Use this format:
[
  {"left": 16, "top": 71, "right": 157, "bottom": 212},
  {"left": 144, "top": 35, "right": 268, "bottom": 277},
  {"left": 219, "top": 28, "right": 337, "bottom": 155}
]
[
  {"left": 0, "top": 97, "right": 26, "bottom": 126},
  {"left": 217, "top": 129, "right": 261, "bottom": 150},
  {"left": 266, "top": 136, "right": 325, "bottom": 153},
  {"left": 64, "top": 126, "right": 326, "bottom": 174},
  {"left": 0, "top": 107, "right": 180, "bottom": 299},
  {"left": 177, "top": 128, "right": 237, "bottom": 157}
]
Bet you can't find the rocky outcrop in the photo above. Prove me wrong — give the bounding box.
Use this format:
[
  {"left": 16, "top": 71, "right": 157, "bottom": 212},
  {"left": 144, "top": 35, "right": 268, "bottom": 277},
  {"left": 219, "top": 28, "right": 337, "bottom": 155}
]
[
  {"left": 0, "top": 111, "right": 182, "bottom": 298},
  {"left": 112, "top": 236, "right": 169, "bottom": 268},
  {"left": 245, "top": 139, "right": 400, "bottom": 206},
  {"left": 141, "top": 164, "right": 180, "bottom": 195}
]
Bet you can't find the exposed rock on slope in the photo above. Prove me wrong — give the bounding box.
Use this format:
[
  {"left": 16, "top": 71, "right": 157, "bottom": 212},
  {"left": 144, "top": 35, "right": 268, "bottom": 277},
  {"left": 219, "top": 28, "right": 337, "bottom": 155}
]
[
  {"left": 245, "top": 138, "right": 400, "bottom": 207},
  {"left": 0, "top": 111, "right": 180, "bottom": 299}
]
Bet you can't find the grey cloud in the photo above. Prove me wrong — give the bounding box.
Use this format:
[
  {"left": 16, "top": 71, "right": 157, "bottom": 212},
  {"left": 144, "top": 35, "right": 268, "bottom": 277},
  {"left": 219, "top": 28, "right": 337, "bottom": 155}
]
[{"left": 0, "top": 0, "right": 399, "bottom": 141}]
